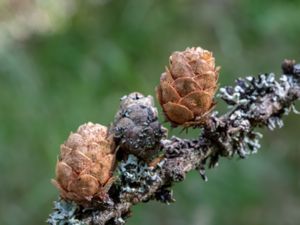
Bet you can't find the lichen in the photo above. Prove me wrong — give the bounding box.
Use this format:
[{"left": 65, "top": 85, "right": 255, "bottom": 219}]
[
  {"left": 117, "top": 155, "right": 163, "bottom": 197},
  {"left": 215, "top": 72, "right": 300, "bottom": 160},
  {"left": 47, "top": 199, "right": 85, "bottom": 225},
  {"left": 220, "top": 73, "right": 299, "bottom": 130}
]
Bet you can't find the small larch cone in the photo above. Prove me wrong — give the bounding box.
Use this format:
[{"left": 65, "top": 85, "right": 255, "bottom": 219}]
[
  {"left": 111, "top": 92, "right": 167, "bottom": 161},
  {"left": 52, "top": 122, "right": 116, "bottom": 205},
  {"left": 156, "top": 47, "right": 220, "bottom": 127}
]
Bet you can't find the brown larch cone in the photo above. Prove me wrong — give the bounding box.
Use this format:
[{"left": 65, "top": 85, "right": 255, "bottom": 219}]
[
  {"left": 156, "top": 47, "right": 220, "bottom": 127},
  {"left": 52, "top": 122, "right": 116, "bottom": 205}
]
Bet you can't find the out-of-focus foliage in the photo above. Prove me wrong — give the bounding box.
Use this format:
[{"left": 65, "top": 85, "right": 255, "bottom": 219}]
[{"left": 0, "top": 0, "right": 300, "bottom": 225}]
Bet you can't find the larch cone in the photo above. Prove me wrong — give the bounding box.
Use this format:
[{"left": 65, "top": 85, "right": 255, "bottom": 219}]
[
  {"left": 111, "top": 92, "right": 167, "bottom": 161},
  {"left": 156, "top": 47, "right": 220, "bottom": 127},
  {"left": 52, "top": 122, "right": 116, "bottom": 205}
]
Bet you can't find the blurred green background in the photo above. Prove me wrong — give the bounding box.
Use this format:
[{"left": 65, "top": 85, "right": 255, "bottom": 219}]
[{"left": 1, "top": 0, "right": 300, "bottom": 224}]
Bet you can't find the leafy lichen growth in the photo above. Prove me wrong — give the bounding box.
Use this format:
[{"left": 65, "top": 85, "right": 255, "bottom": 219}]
[
  {"left": 118, "top": 155, "right": 163, "bottom": 196},
  {"left": 47, "top": 199, "right": 85, "bottom": 225}
]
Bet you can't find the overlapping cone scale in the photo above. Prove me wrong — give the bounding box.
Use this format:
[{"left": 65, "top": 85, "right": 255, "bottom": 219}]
[
  {"left": 52, "top": 122, "right": 116, "bottom": 205},
  {"left": 156, "top": 47, "right": 220, "bottom": 127}
]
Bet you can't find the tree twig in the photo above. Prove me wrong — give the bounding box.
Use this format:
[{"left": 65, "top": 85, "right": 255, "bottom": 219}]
[{"left": 48, "top": 60, "right": 300, "bottom": 225}]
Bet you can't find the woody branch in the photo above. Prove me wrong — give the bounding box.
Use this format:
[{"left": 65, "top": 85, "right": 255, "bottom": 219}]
[{"left": 48, "top": 59, "right": 300, "bottom": 225}]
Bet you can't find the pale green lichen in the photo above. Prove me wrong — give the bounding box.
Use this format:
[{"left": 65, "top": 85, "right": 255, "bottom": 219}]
[{"left": 47, "top": 199, "right": 85, "bottom": 225}]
